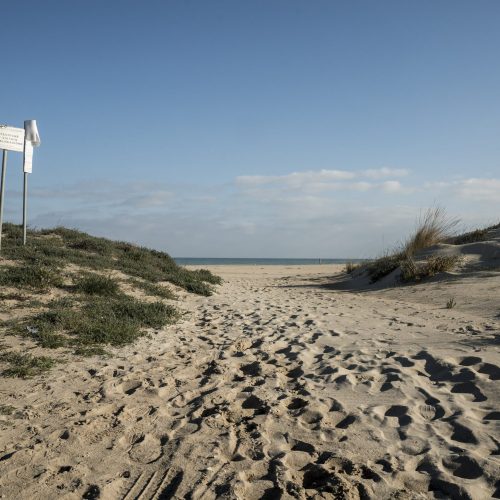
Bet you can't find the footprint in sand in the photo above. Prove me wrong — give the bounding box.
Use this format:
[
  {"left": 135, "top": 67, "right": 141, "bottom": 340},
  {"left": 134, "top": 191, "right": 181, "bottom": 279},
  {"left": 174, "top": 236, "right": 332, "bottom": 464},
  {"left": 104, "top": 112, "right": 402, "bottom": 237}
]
[{"left": 419, "top": 404, "right": 438, "bottom": 421}]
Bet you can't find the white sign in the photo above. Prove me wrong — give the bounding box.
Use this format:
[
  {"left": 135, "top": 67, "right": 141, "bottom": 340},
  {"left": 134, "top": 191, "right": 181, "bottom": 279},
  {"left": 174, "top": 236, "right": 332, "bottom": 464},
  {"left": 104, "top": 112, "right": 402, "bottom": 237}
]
[
  {"left": 23, "top": 141, "right": 33, "bottom": 173},
  {"left": 0, "top": 126, "right": 25, "bottom": 152}
]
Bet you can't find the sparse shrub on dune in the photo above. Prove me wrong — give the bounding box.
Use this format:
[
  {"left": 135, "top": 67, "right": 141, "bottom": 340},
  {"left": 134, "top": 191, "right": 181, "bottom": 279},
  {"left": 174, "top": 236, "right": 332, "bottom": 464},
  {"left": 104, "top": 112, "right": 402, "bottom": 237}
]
[
  {"left": 127, "top": 278, "right": 176, "bottom": 299},
  {"left": 400, "top": 255, "right": 460, "bottom": 282},
  {"left": 73, "top": 273, "right": 120, "bottom": 296},
  {"left": 365, "top": 207, "right": 460, "bottom": 283},
  {"left": 367, "top": 253, "right": 403, "bottom": 282},
  {"left": 15, "top": 294, "right": 180, "bottom": 350},
  {"left": 452, "top": 221, "right": 500, "bottom": 245},
  {"left": 1, "top": 223, "right": 221, "bottom": 296},
  {"left": 0, "top": 261, "right": 63, "bottom": 291},
  {"left": 0, "top": 223, "right": 221, "bottom": 375},
  {"left": 0, "top": 352, "right": 56, "bottom": 378}
]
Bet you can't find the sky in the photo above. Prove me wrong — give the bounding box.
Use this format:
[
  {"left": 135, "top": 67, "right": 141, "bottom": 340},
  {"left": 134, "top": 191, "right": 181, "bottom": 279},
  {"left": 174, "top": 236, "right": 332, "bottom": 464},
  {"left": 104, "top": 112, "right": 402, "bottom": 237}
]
[{"left": 1, "top": 0, "right": 499, "bottom": 258}]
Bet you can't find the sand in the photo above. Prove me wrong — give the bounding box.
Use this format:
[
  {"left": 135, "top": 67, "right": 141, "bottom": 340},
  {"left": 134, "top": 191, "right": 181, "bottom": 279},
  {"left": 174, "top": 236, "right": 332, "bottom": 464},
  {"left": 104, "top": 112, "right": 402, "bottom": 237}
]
[{"left": 0, "top": 263, "right": 499, "bottom": 499}]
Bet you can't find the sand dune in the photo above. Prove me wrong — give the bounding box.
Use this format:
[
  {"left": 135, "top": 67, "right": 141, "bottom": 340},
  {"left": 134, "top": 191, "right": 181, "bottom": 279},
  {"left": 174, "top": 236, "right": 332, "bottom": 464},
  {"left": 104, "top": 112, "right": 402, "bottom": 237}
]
[{"left": 0, "top": 263, "right": 499, "bottom": 499}]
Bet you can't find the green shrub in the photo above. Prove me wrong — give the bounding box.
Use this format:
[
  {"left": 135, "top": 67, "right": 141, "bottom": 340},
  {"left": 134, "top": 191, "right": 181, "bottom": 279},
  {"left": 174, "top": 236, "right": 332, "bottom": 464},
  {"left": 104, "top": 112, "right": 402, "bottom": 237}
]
[
  {"left": 0, "top": 262, "right": 63, "bottom": 290},
  {"left": 20, "top": 295, "right": 179, "bottom": 348},
  {"left": 68, "top": 237, "right": 113, "bottom": 255},
  {"left": 73, "top": 346, "right": 109, "bottom": 357},
  {"left": 0, "top": 352, "right": 55, "bottom": 378},
  {"left": 190, "top": 269, "right": 223, "bottom": 285},
  {"left": 1, "top": 224, "right": 221, "bottom": 296},
  {"left": 74, "top": 273, "right": 120, "bottom": 296},
  {"left": 128, "top": 279, "right": 176, "bottom": 299}
]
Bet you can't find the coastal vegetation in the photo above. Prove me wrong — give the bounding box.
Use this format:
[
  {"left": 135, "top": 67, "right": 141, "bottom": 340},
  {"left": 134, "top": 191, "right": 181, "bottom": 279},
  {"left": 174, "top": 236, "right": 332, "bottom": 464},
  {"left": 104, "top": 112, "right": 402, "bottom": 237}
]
[
  {"left": 0, "top": 224, "right": 221, "bottom": 377},
  {"left": 364, "top": 208, "right": 499, "bottom": 284}
]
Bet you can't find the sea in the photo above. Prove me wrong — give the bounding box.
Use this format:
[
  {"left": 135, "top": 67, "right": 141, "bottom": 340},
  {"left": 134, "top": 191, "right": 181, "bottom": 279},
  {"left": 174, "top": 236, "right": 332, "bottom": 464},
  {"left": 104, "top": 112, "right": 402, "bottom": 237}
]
[{"left": 174, "top": 258, "right": 364, "bottom": 266}]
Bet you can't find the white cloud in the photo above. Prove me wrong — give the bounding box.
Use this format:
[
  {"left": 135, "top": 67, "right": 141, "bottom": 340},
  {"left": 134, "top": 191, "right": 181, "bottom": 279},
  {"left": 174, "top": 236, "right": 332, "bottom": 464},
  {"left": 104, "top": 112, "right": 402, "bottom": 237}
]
[
  {"left": 10, "top": 169, "right": 499, "bottom": 259},
  {"left": 236, "top": 169, "right": 356, "bottom": 188},
  {"left": 362, "top": 167, "right": 409, "bottom": 179},
  {"left": 455, "top": 178, "right": 500, "bottom": 202},
  {"left": 236, "top": 167, "right": 408, "bottom": 189},
  {"left": 20, "top": 181, "right": 174, "bottom": 210},
  {"left": 236, "top": 168, "right": 411, "bottom": 197},
  {"left": 424, "top": 177, "right": 500, "bottom": 202},
  {"left": 381, "top": 180, "right": 403, "bottom": 193}
]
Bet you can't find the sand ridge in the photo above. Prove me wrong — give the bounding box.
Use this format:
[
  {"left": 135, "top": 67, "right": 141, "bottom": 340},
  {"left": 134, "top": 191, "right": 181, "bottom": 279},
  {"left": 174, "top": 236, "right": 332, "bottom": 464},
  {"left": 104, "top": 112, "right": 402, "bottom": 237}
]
[{"left": 0, "top": 264, "right": 499, "bottom": 499}]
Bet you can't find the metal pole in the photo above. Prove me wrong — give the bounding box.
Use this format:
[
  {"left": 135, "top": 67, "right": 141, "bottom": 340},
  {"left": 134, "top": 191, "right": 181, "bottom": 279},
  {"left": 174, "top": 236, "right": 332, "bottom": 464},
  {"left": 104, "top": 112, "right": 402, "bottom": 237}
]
[
  {"left": 22, "top": 172, "right": 28, "bottom": 245},
  {"left": 0, "top": 149, "right": 7, "bottom": 253}
]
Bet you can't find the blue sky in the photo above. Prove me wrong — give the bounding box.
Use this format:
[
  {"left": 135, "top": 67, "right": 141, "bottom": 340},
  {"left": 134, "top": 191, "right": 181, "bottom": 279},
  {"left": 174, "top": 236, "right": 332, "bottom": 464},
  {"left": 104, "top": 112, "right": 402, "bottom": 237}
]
[{"left": 1, "top": 0, "right": 499, "bottom": 257}]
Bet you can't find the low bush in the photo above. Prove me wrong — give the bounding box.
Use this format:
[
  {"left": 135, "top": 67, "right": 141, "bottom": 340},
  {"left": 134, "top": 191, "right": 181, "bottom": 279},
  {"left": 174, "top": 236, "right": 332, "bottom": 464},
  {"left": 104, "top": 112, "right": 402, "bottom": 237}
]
[
  {"left": 128, "top": 279, "right": 176, "bottom": 299},
  {"left": 0, "top": 262, "right": 63, "bottom": 291},
  {"left": 19, "top": 295, "right": 179, "bottom": 348},
  {"left": 368, "top": 207, "right": 459, "bottom": 283},
  {"left": 74, "top": 273, "right": 120, "bottom": 296},
  {"left": 1, "top": 223, "right": 221, "bottom": 296},
  {"left": 0, "top": 352, "right": 56, "bottom": 378}
]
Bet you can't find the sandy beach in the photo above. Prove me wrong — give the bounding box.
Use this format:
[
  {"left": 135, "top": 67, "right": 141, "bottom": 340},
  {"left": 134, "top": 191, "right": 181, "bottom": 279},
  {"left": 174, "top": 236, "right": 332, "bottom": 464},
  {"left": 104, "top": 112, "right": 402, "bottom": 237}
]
[{"left": 0, "top": 263, "right": 498, "bottom": 499}]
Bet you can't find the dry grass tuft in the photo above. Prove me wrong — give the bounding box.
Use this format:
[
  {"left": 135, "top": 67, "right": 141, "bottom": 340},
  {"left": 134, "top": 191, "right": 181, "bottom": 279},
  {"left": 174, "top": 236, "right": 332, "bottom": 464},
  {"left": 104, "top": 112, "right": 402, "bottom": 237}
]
[
  {"left": 367, "top": 207, "right": 460, "bottom": 283},
  {"left": 345, "top": 262, "right": 361, "bottom": 274},
  {"left": 403, "top": 207, "right": 459, "bottom": 255},
  {"left": 400, "top": 255, "right": 460, "bottom": 282}
]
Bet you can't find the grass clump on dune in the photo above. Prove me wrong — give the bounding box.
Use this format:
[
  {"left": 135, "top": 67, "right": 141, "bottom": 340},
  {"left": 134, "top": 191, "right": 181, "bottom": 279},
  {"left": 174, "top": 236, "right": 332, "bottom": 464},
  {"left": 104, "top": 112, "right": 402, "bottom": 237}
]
[
  {"left": 17, "top": 295, "right": 179, "bottom": 349},
  {"left": 0, "top": 261, "right": 63, "bottom": 291},
  {"left": 400, "top": 255, "right": 460, "bottom": 282},
  {"left": 128, "top": 278, "right": 176, "bottom": 299},
  {"left": 73, "top": 273, "right": 120, "bottom": 296},
  {"left": 366, "top": 207, "right": 460, "bottom": 283},
  {"left": 1, "top": 223, "right": 221, "bottom": 296},
  {"left": 345, "top": 262, "right": 361, "bottom": 274},
  {"left": 0, "top": 224, "right": 220, "bottom": 372},
  {"left": 0, "top": 352, "right": 56, "bottom": 378},
  {"left": 452, "top": 222, "right": 499, "bottom": 245},
  {"left": 367, "top": 253, "right": 404, "bottom": 282},
  {"left": 403, "top": 207, "right": 459, "bottom": 256}
]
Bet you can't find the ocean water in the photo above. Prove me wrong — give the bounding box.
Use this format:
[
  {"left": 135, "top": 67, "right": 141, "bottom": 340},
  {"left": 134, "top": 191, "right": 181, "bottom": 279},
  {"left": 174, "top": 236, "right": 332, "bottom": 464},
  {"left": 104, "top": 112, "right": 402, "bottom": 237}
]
[{"left": 174, "top": 257, "right": 363, "bottom": 266}]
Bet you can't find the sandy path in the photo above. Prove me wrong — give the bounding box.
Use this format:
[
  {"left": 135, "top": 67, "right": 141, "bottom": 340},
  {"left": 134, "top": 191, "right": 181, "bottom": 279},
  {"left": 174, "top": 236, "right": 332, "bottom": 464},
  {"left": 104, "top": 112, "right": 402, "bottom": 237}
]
[{"left": 0, "top": 265, "right": 499, "bottom": 499}]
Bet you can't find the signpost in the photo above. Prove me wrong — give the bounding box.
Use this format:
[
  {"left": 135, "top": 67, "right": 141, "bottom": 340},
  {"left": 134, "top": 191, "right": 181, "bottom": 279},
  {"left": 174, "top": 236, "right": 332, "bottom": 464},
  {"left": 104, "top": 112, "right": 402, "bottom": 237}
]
[{"left": 0, "top": 121, "right": 41, "bottom": 253}]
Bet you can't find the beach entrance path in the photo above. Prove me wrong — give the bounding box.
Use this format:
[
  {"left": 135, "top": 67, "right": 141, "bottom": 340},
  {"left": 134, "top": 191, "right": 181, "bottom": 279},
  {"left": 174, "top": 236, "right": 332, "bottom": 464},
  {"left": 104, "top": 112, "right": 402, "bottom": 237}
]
[{"left": 0, "top": 265, "right": 498, "bottom": 499}]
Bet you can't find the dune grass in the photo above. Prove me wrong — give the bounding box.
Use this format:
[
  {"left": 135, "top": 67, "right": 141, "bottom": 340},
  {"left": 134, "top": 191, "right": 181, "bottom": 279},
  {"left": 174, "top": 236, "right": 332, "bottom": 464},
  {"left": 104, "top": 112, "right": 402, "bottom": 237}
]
[
  {"left": 0, "top": 261, "right": 64, "bottom": 291},
  {"left": 366, "top": 207, "right": 460, "bottom": 283},
  {"left": 0, "top": 224, "right": 221, "bottom": 372},
  {"left": 0, "top": 223, "right": 221, "bottom": 296},
  {"left": 345, "top": 262, "right": 361, "bottom": 274},
  {"left": 403, "top": 207, "right": 459, "bottom": 256},
  {"left": 452, "top": 222, "right": 500, "bottom": 245},
  {"left": 400, "top": 255, "right": 460, "bottom": 282},
  {"left": 127, "top": 278, "right": 176, "bottom": 299},
  {"left": 73, "top": 273, "right": 120, "bottom": 296},
  {"left": 0, "top": 352, "right": 56, "bottom": 378},
  {"left": 446, "top": 297, "right": 457, "bottom": 309}
]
